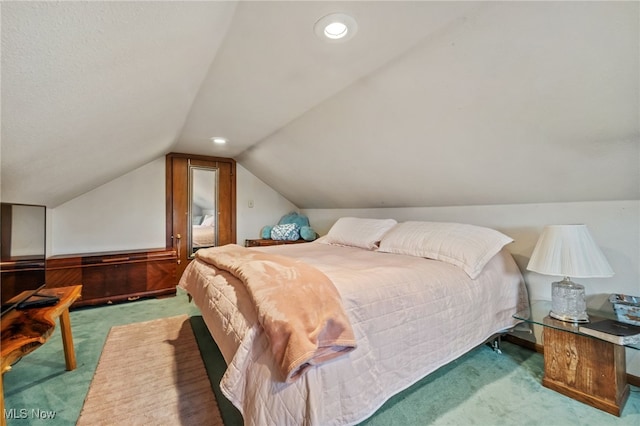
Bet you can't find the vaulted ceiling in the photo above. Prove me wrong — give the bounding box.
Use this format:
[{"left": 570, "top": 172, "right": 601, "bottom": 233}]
[{"left": 2, "top": 1, "right": 638, "bottom": 208}]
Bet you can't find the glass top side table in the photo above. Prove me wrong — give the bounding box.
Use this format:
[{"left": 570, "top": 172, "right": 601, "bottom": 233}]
[
  {"left": 514, "top": 300, "right": 640, "bottom": 350},
  {"left": 514, "top": 300, "right": 636, "bottom": 416}
]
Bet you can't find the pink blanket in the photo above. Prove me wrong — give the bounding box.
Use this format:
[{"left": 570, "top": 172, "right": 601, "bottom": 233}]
[{"left": 196, "top": 244, "right": 356, "bottom": 382}]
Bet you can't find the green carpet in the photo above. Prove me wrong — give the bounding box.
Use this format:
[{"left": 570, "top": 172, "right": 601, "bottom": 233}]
[{"left": 3, "top": 291, "right": 639, "bottom": 425}]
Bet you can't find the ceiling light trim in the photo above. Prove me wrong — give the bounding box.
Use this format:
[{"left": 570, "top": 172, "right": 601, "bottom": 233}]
[{"left": 314, "top": 13, "right": 358, "bottom": 43}]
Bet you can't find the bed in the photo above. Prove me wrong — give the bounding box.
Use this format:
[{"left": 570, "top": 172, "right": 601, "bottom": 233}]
[
  {"left": 192, "top": 224, "right": 215, "bottom": 248},
  {"left": 192, "top": 213, "right": 216, "bottom": 248},
  {"left": 178, "top": 218, "right": 529, "bottom": 425}
]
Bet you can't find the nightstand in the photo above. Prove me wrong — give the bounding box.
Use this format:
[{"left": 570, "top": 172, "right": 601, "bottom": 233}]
[
  {"left": 245, "top": 239, "right": 308, "bottom": 247},
  {"left": 514, "top": 301, "right": 637, "bottom": 416}
]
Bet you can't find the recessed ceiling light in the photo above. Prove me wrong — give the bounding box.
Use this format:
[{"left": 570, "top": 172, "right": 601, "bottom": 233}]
[
  {"left": 324, "top": 22, "right": 348, "bottom": 39},
  {"left": 314, "top": 13, "right": 357, "bottom": 42},
  {"left": 211, "top": 137, "right": 227, "bottom": 144}
]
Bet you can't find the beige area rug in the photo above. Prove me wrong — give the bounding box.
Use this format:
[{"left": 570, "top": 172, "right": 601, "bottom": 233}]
[{"left": 77, "top": 315, "right": 223, "bottom": 425}]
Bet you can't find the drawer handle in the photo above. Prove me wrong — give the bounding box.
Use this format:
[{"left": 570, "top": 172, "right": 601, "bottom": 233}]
[
  {"left": 102, "top": 257, "right": 129, "bottom": 263},
  {"left": 148, "top": 252, "right": 170, "bottom": 258},
  {"left": 176, "top": 234, "right": 182, "bottom": 264}
]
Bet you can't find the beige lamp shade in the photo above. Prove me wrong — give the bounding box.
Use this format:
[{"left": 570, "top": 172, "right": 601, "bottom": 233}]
[
  {"left": 527, "top": 224, "right": 614, "bottom": 323},
  {"left": 527, "top": 224, "right": 614, "bottom": 279}
]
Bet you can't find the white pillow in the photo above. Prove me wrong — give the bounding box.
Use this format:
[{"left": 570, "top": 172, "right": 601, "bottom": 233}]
[
  {"left": 201, "top": 215, "right": 215, "bottom": 227},
  {"left": 378, "top": 221, "right": 513, "bottom": 279},
  {"left": 321, "top": 217, "right": 398, "bottom": 250}
]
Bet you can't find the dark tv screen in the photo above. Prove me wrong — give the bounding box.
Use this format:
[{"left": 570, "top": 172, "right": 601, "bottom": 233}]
[{"left": 1, "top": 203, "right": 46, "bottom": 306}]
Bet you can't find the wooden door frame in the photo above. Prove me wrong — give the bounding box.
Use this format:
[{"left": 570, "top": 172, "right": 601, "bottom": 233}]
[{"left": 165, "top": 153, "right": 237, "bottom": 277}]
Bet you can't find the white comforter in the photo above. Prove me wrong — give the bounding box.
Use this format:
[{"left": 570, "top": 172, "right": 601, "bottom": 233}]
[{"left": 178, "top": 242, "right": 529, "bottom": 426}]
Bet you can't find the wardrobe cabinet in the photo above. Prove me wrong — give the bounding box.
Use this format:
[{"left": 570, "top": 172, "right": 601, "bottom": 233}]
[{"left": 166, "top": 153, "right": 236, "bottom": 279}]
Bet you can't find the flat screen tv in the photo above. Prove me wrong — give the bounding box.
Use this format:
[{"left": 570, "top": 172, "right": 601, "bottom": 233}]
[{"left": 1, "top": 203, "right": 47, "bottom": 313}]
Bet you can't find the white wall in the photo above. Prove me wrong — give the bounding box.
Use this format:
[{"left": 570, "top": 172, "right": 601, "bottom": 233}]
[
  {"left": 51, "top": 157, "right": 167, "bottom": 255},
  {"left": 236, "top": 163, "right": 298, "bottom": 244},
  {"left": 50, "top": 157, "right": 297, "bottom": 255},
  {"left": 302, "top": 200, "right": 640, "bottom": 375}
]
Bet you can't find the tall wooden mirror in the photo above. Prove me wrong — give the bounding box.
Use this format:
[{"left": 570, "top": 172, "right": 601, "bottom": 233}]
[
  {"left": 0, "top": 203, "right": 47, "bottom": 305},
  {"left": 189, "top": 166, "right": 218, "bottom": 254},
  {"left": 166, "top": 153, "right": 236, "bottom": 279}
]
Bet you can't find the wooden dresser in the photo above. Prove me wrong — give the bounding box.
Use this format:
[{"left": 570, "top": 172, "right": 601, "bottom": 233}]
[
  {"left": 0, "top": 258, "right": 46, "bottom": 302},
  {"left": 46, "top": 248, "right": 176, "bottom": 307}
]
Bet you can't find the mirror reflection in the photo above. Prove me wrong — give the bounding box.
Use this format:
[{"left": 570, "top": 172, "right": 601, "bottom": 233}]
[
  {"left": 1, "top": 203, "right": 46, "bottom": 261},
  {"left": 1, "top": 203, "right": 47, "bottom": 306},
  {"left": 189, "top": 166, "right": 218, "bottom": 256}
]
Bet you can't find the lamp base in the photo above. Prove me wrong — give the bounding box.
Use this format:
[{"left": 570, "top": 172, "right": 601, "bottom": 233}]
[
  {"left": 549, "top": 310, "right": 589, "bottom": 323},
  {"left": 550, "top": 277, "right": 589, "bottom": 323}
]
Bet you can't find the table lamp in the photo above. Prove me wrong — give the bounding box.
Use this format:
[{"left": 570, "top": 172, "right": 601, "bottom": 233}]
[{"left": 527, "top": 224, "right": 614, "bottom": 323}]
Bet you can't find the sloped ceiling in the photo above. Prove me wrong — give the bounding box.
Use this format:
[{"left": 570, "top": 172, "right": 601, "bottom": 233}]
[
  {"left": 1, "top": 1, "right": 237, "bottom": 206},
  {"left": 2, "top": 1, "right": 638, "bottom": 209}
]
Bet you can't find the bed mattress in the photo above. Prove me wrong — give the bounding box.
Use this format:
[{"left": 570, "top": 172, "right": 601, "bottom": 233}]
[{"left": 178, "top": 242, "right": 528, "bottom": 425}]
